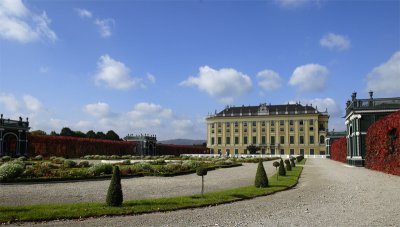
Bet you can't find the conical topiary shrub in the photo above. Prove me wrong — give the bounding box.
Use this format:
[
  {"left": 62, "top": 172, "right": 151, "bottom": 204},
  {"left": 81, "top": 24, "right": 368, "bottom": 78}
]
[
  {"left": 278, "top": 159, "right": 286, "bottom": 176},
  {"left": 106, "top": 166, "right": 123, "bottom": 206},
  {"left": 290, "top": 157, "right": 296, "bottom": 167},
  {"left": 255, "top": 161, "right": 268, "bottom": 188},
  {"left": 285, "top": 159, "right": 292, "bottom": 171}
]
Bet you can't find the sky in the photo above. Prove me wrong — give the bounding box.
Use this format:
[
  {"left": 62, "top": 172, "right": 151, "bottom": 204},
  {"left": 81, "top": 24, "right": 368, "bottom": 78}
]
[{"left": 0, "top": 0, "right": 399, "bottom": 140}]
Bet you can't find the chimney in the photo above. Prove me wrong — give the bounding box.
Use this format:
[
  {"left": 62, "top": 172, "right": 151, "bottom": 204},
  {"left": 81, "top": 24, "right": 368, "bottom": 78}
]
[{"left": 351, "top": 91, "right": 357, "bottom": 101}]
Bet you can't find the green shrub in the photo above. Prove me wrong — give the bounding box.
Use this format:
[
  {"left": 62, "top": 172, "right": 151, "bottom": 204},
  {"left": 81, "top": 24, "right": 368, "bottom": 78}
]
[
  {"left": 63, "top": 160, "right": 77, "bottom": 168},
  {"left": 196, "top": 167, "right": 208, "bottom": 197},
  {"left": 255, "top": 161, "right": 268, "bottom": 188},
  {"left": 110, "top": 155, "right": 119, "bottom": 160},
  {"left": 33, "top": 155, "right": 43, "bottom": 161},
  {"left": 88, "top": 163, "right": 113, "bottom": 176},
  {"left": 296, "top": 155, "right": 304, "bottom": 162},
  {"left": 285, "top": 159, "right": 292, "bottom": 171},
  {"left": 135, "top": 163, "right": 153, "bottom": 173},
  {"left": 78, "top": 161, "right": 90, "bottom": 168},
  {"left": 278, "top": 159, "right": 286, "bottom": 176},
  {"left": 1, "top": 156, "right": 12, "bottom": 162},
  {"left": 122, "top": 160, "right": 131, "bottom": 165},
  {"left": 0, "top": 162, "right": 25, "bottom": 181},
  {"left": 17, "top": 156, "right": 27, "bottom": 161},
  {"left": 52, "top": 157, "right": 65, "bottom": 164},
  {"left": 290, "top": 158, "right": 296, "bottom": 167},
  {"left": 106, "top": 166, "right": 123, "bottom": 206},
  {"left": 121, "top": 155, "right": 132, "bottom": 159}
]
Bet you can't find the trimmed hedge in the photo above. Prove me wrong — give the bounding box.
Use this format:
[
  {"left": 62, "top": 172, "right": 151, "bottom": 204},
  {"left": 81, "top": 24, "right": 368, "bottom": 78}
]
[{"left": 330, "top": 137, "right": 347, "bottom": 163}]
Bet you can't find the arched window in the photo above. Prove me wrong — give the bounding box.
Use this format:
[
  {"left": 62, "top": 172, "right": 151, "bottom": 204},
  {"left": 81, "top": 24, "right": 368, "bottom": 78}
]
[{"left": 319, "top": 135, "right": 325, "bottom": 144}]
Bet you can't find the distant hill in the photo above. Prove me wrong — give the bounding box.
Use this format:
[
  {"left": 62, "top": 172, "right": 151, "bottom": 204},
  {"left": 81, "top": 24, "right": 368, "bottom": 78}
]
[{"left": 158, "top": 139, "right": 206, "bottom": 146}]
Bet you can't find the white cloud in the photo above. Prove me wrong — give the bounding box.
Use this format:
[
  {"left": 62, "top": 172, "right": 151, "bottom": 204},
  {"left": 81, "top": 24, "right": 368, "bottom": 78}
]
[
  {"left": 94, "top": 18, "right": 114, "bottom": 38},
  {"left": 23, "top": 95, "right": 42, "bottom": 112},
  {"left": 366, "top": 51, "right": 400, "bottom": 95},
  {"left": 172, "top": 119, "right": 195, "bottom": 137},
  {"left": 95, "top": 54, "right": 142, "bottom": 90},
  {"left": 275, "top": 0, "right": 317, "bottom": 9},
  {"left": 147, "top": 73, "right": 156, "bottom": 84},
  {"left": 320, "top": 33, "right": 351, "bottom": 51},
  {"left": 180, "top": 65, "right": 252, "bottom": 104},
  {"left": 289, "top": 64, "right": 329, "bottom": 92},
  {"left": 75, "top": 8, "right": 92, "bottom": 18},
  {"left": 257, "top": 69, "right": 283, "bottom": 92},
  {"left": 0, "top": 93, "right": 19, "bottom": 112},
  {"left": 0, "top": 0, "right": 57, "bottom": 43},
  {"left": 303, "top": 97, "right": 342, "bottom": 117},
  {"left": 83, "top": 102, "right": 110, "bottom": 118}
]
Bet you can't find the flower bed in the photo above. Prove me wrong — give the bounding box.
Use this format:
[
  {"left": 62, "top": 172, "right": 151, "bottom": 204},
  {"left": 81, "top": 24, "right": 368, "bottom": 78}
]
[
  {"left": 330, "top": 137, "right": 347, "bottom": 163},
  {"left": 366, "top": 111, "right": 400, "bottom": 176}
]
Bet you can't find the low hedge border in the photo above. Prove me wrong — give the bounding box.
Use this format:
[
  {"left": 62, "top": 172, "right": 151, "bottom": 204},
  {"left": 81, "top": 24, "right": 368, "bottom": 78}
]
[{"left": 0, "top": 164, "right": 303, "bottom": 224}]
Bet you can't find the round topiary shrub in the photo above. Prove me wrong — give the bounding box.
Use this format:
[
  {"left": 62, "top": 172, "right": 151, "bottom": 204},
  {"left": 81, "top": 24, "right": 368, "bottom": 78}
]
[
  {"left": 106, "top": 166, "right": 123, "bottom": 206},
  {"left": 88, "top": 163, "right": 113, "bottom": 176},
  {"left": 285, "top": 159, "right": 292, "bottom": 171},
  {"left": 255, "top": 161, "right": 268, "bottom": 188},
  {"left": 63, "top": 160, "right": 77, "bottom": 168},
  {"left": 278, "top": 159, "right": 286, "bottom": 176},
  {"left": 0, "top": 162, "right": 24, "bottom": 182},
  {"left": 1, "top": 156, "right": 12, "bottom": 162},
  {"left": 196, "top": 167, "right": 208, "bottom": 197},
  {"left": 33, "top": 155, "right": 43, "bottom": 161},
  {"left": 290, "top": 158, "right": 296, "bottom": 167},
  {"left": 17, "top": 156, "right": 27, "bottom": 161},
  {"left": 78, "top": 161, "right": 90, "bottom": 168}
]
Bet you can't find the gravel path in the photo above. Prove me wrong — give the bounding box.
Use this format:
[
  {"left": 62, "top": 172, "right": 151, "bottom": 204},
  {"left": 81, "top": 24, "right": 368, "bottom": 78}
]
[
  {"left": 0, "top": 162, "right": 276, "bottom": 206},
  {"left": 13, "top": 158, "right": 400, "bottom": 226}
]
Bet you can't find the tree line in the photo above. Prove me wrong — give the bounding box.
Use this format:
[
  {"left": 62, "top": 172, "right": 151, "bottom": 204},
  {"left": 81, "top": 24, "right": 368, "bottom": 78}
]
[{"left": 30, "top": 127, "right": 121, "bottom": 141}]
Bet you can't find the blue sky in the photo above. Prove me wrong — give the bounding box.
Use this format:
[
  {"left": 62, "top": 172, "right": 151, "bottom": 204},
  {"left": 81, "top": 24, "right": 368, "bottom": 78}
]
[{"left": 0, "top": 0, "right": 399, "bottom": 140}]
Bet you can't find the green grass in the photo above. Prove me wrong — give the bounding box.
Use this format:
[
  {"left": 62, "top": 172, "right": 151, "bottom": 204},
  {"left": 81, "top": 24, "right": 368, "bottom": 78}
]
[{"left": 0, "top": 165, "right": 303, "bottom": 223}]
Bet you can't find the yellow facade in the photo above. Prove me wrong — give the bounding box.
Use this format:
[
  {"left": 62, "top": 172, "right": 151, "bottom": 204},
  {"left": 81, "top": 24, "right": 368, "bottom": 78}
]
[{"left": 206, "top": 103, "right": 329, "bottom": 156}]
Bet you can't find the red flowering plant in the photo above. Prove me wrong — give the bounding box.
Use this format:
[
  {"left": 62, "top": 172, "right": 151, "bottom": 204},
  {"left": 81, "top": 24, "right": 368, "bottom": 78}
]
[
  {"left": 365, "top": 111, "right": 400, "bottom": 176},
  {"left": 330, "top": 137, "right": 347, "bottom": 163}
]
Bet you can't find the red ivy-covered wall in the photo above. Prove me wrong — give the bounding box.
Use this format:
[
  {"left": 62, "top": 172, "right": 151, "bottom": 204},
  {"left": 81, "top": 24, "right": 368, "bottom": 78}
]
[
  {"left": 29, "top": 135, "right": 137, "bottom": 158},
  {"left": 330, "top": 137, "right": 347, "bottom": 163},
  {"left": 157, "top": 144, "right": 208, "bottom": 156},
  {"left": 365, "top": 111, "right": 400, "bottom": 176}
]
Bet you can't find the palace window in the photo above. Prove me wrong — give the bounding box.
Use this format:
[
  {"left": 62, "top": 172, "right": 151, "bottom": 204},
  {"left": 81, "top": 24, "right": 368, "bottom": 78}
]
[
  {"left": 309, "top": 126, "right": 314, "bottom": 131},
  {"left": 226, "top": 137, "right": 231, "bottom": 145},
  {"left": 252, "top": 121, "right": 257, "bottom": 127},
  {"left": 290, "top": 136, "right": 294, "bottom": 144},
  {"left": 243, "top": 122, "right": 248, "bottom": 127},
  {"left": 290, "top": 127, "right": 294, "bottom": 132},
  {"left": 280, "top": 136, "right": 285, "bottom": 144},
  {"left": 280, "top": 149, "right": 284, "bottom": 155},
  {"left": 320, "top": 135, "right": 325, "bottom": 144},
  {"left": 226, "top": 129, "right": 230, "bottom": 133},
  {"left": 309, "top": 119, "right": 314, "bottom": 125},
  {"left": 289, "top": 120, "right": 294, "bottom": 126},
  {"left": 290, "top": 149, "right": 294, "bottom": 155},
  {"left": 271, "top": 136, "right": 275, "bottom": 145},
  {"left": 271, "top": 121, "right": 275, "bottom": 126},
  {"left": 280, "top": 127, "right": 284, "bottom": 132},
  {"left": 252, "top": 136, "right": 257, "bottom": 144},
  {"left": 244, "top": 128, "right": 248, "bottom": 133},
  {"left": 235, "top": 136, "right": 239, "bottom": 144},
  {"left": 300, "top": 149, "right": 304, "bottom": 155},
  {"left": 299, "top": 120, "right": 304, "bottom": 125},
  {"left": 217, "top": 137, "right": 222, "bottom": 145},
  {"left": 211, "top": 129, "right": 215, "bottom": 134},
  {"left": 234, "top": 122, "right": 238, "bottom": 127},
  {"left": 244, "top": 136, "right": 248, "bottom": 144},
  {"left": 252, "top": 127, "right": 257, "bottom": 133},
  {"left": 218, "top": 129, "right": 221, "bottom": 133},
  {"left": 261, "top": 121, "right": 265, "bottom": 127},
  {"left": 261, "top": 136, "right": 266, "bottom": 144},
  {"left": 271, "top": 127, "right": 275, "bottom": 132},
  {"left": 299, "top": 136, "right": 304, "bottom": 144},
  {"left": 211, "top": 137, "right": 215, "bottom": 145},
  {"left": 226, "top": 123, "right": 230, "bottom": 128},
  {"left": 280, "top": 120, "right": 284, "bottom": 126},
  {"left": 211, "top": 124, "right": 215, "bottom": 129},
  {"left": 218, "top": 122, "right": 222, "bottom": 127},
  {"left": 299, "top": 127, "right": 303, "bottom": 132},
  {"left": 261, "top": 128, "right": 265, "bottom": 133},
  {"left": 235, "top": 149, "right": 238, "bottom": 155},
  {"left": 310, "top": 149, "right": 315, "bottom": 155},
  {"left": 310, "top": 136, "right": 314, "bottom": 144},
  {"left": 271, "top": 148, "right": 275, "bottom": 155},
  {"left": 235, "top": 128, "right": 239, "bottom": 133}
]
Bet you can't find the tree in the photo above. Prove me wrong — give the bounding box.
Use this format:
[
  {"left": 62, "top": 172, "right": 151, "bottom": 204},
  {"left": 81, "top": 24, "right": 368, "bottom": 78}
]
[
  {"left": 30, "top": 130, "right": 47, "bottom": 136},
  {"left": 60, "top": 127, "right": 75, "bottom": 137},
  {"left": 255, "top": 161, "right": 268, "bottom": 188},
  {"left": 285, "top": 159, "right": 292, "bottom": 171},
  {"left": 96, "top": 131, "right": 106, "bottom": 139},
  {"left": 74, "top": 131, "right": 86, "bottom": 138},
  {"left": 86, "top": 130, "right": 97, "bottom": 139},
  {"left": 106, "top": 130, "right": 120, "bottom": 141},
  {"left": 50, "top": 131, "right": 58, "bottom": 136},
  {"left": 106, "top": 166, "right": 123, "bottom": 206},
  {"left": 196, "top": 167, "right": 208, "bottom": 197},
  {"left": 273, "top": 161, "right": 280, "bottom": 180},
  {"left": 278, "top": 159, "right": 286, "bottom": 176},
  {"left": 246, "top": 144, "right": 260, "bottom": 154}
]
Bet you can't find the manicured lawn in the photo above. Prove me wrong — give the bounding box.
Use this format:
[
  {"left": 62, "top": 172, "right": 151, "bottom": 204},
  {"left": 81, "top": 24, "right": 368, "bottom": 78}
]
[{"left": 0, "top": 164, "right": 303, "bottom": 223}]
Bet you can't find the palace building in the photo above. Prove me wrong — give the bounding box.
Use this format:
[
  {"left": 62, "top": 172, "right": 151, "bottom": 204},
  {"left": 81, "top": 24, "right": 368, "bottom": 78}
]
[{"left": 206, "top": 103, "right": 329, "bottom": 156}]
